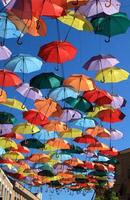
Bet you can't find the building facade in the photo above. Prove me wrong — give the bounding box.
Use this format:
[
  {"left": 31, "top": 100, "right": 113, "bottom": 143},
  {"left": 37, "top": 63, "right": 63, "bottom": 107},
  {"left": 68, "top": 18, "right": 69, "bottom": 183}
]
[
  {"left": 0, "top": 168, "right": 41, "bottom": 200},
  {"left": 114, "top": 148, "right": 130, "bottom": 200}
]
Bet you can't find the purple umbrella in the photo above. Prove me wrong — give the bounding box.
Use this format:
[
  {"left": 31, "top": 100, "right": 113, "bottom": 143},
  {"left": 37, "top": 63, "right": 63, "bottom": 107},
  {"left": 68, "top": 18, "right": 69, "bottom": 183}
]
[
  {"left": 110, "top": 129, "right": 123, "bottom": 140},
  {"left": 83, "top": 54, "right": 119, "bottom": 71},
  {"left": 111, "top": 95, "right": 126, "bottom": 109},
  {"left": 53, "top": 163, "right": 71, "bottom": 174},
  {"left": 0, "top": 124, "right": 13, "bottom": 134},
  {"left": 0, "top": 45, "right": 12, "bottom": 60},
  {"left": 2, "top": 0, "right": 16, "bottom": 9},
  {"left": 58, "top": 109, "right": 82, "bottom": 122},
  {"left": 77, "top": 0, "right": 121, "bottom": 17},
  {"left": 16, "top": 83, "right": 42, "bottom": 101}
]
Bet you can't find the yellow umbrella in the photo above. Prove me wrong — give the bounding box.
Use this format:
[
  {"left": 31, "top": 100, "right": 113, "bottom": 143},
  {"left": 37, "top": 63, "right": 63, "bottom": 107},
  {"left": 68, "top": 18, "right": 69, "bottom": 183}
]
[
  {"left": 2, "top": 151, "right": 24, "bottom": 160},
  {"left": 58, "top": 11, "right": 93, "bottom": 31},
  {"left": 0, "top": 98, "right": 27, "bottom": 111},
  {"left": 95, "top": 67, "right": 129, "bottom": 83},
  {"left": 0, "top": 137, "right": 17, "bottom": 149},
  {"left": 87, "top": 106, "right": 111, "bottom": 118},
  {"left": 59, "top": 128, "right": 82, "bottom": 138},
  {"left": 12, "top": 123, "right": 40, "bottom": 134}
]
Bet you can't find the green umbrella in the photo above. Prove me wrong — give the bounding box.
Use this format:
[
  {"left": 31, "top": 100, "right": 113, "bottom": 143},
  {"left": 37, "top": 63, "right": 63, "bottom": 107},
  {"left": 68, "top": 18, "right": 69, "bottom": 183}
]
[
  {"left": 72, "top": 166, "right": 87, "bottom": 173},
  {"left": 0, "top": 112, "right": 17, "bottom": 124},
  {"left": 21, "top": 138, "right": 44, "bottom": 149},
  {"left": 61, "top": 145, "right": 84, "bottom": 154},
  {"left": 65, "top": 97, "right": 93, "bottom": 113},
  {"left": 30, "top": 72, "right": 64, "bottom": 89},
  {"left": 91, "top": 12, "right": 130, "bottom": 42}
]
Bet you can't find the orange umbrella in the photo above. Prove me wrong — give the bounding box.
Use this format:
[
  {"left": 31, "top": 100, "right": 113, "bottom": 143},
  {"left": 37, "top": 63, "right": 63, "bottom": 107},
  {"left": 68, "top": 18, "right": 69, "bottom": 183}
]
[
  {"left": 64, "top": 158, "right": 84, "bottom": 167},
  {"left": 87, "top": 142, "right": 110, "bottom": 151},
  {"left": 0, "top": 89, "right": 7, "bottom": 102},
  {"left": 63, "top": 74, "right": 95, "bottom": 92},
  {"left": 43, "top": 120, "right": 69, "bottom": 132},
  {"left": 45, "top": 138, "right": 71, "bottom": 150},
  {"left": 86, "top": 126, "right": 111, "bottom": 138},
  {"left": 58, "top": 172, "right": 75, "bottom": 184},
  {"left": 27, "top": 153, "right": 50, "bottom": 163},
  {"left": 94, "top": 163, "right": 108, "bottom": 172},
  {"left": 51, "top": 104, "right": 63, "bottom": 117},
  {"left": 35, "top": 98, "right": 58, "bottom": 117}
]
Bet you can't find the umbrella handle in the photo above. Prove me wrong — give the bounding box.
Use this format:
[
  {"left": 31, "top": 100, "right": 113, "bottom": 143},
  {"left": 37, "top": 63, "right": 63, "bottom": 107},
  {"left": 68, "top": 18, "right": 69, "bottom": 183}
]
[
  {"left": 105, "top": 36, "right": 111, "bottom": 43},
  {"left": 105, "top": 0, "right": 111, "bottom": 7},
  {"left": 17, "top": 37, "right": 23, "bottom": 45}
]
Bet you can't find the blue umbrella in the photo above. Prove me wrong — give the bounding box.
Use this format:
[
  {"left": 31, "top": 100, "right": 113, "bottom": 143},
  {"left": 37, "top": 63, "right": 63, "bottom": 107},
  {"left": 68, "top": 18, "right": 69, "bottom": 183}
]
[
  {"left": 48, "top": 86, "right": 79, "bottom": 101},
  {"left": 0, "top": 12, "right": 23, "bottom": 40},
  {"left": 5, "top": 54, "right": 43, "bottom": 73},
  {"left": 51, "top": 153, "right": 72, "bottom": 162},
  {"left": 69, "top": 117, "right": 96, "bottom": 130},
  {"left": 33, "top": 129, "right": 58, "bottom": 142},
  {"left": 0, "top": 147, "right": 5, "bottom": 155}
]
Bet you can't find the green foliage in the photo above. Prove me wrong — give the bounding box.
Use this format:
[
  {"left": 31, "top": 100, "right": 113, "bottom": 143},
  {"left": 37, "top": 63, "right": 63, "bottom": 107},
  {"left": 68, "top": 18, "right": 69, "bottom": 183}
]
[{"left": 95, "top": 190, "right": 119, "bottom": 200}]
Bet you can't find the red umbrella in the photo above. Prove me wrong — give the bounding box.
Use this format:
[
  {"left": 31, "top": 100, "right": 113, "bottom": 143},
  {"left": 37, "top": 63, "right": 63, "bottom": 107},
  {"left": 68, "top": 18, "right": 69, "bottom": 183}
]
[
  {"left": 0, "top": 158, "right": 14, "bottom": 165},
  {"left": 83, "top": 87, "right": 112, "bottom": 105},
  {"left": 99, "top": 148, "right": 119, "bottom": 157},
  {"left": 74, "top": 135, "right": 98, "bottom": 144},
  {"left": 38, "top": 41, "right": 77, "bottom": 64},
  {"left": 0, "top": 132, "right": 24, "bottom": 140},
  {"left": 96, "top": 109, "right": 125, "bottom": 123},
  {"left": 32, "top": 0, "right": 65, "bottom": 18},
  {"left": 0, "top": 70, "right": 22, "bottom": 87},
  {"left": 6, "top": 172, "right": 26, "bottom": 180},
  {"left": 11, "top": 144, "right": 30, "bottom": 154},
  {"left": 23, "top": 109, "right": 49, "bottom": 126},
  {"left": 79, "top": 161, "right": 95, "bottom": 169}
]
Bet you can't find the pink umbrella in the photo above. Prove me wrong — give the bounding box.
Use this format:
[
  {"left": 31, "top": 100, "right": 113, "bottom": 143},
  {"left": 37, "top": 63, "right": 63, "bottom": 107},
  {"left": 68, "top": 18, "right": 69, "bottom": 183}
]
[
  {"left": 83, "top": 54, "right": 119, "bottom": 71},
  {"left": 111, "top": 95, "right": 126, "bottom": 109},
  {"left": 53, "top": 163, "right": 71, "bottom": 174},
  {"left": 58, "top": 109, "right": 82, "bottom": 122},
  {"left": 16, "top": 83, "right": 42, "bottom": 101},
  {"left": 110, "top": 129, "right": 123, "bottom": 140},
  {"left": 77, "top": 0, "right": 121, "bottom": 17},
  {"left": 0, "top": 46, "right": 12, "bottom": 60},
  {"left": 2, "top": 0, "right": 16, "bottom": 9},
  {"left": 0, "top": 124, "right": 13, "bottom": 134}
]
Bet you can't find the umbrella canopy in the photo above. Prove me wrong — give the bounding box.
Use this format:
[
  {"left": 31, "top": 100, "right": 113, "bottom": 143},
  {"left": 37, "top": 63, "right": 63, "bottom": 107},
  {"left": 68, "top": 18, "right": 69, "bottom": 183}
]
[
  {"left": 110, "top": 129, "right": 123, "bottom": 140},
  {"left": 0, "top": 45, "right": 12, "bottom": 60},
  {"left": 0, "top": 124, "right": 13, "bottom": 134},
  {"left": 0, "top": 112, "right": 16, "bottom": 124},
  {"left": 86, "top": 126, "right": 111, "bottom": 138},
  {"left": 95, "top": 67, "right": 129, "bottom": 83},
  {"left": 99, "top": 148, "right": 119, "bottom": 157},
  {"left": 58, "top": 11, "right": 93, "bottom": 31},
  {"left": 2, "top": 151, "right": 24, "bottom": 160},
  {"left": 11, "top": 144, "right": 30, "bottom": 154},
  {"left": 23, "top": 109, "right": 49, "bottom": 126},
  {"left": 43, "top": 120, "right": 69, "bottom": 132},
  {"left": 0, "top": 137, "right": 17, "bottom": 149},
  {"left": 59, "top": 128, "right": 82, "bottom": 138},
  {"left": 0, "top": 89, "right": 7, "bottom": 103},
  {"left": 111, "top": 95, "right": 126, "bottom": 109},
  {"left": 27, "top": 153, "right": 50, "bottom": 163},
  {"left": 61, "top": 145, "right": 84, "bottom": 154},
  {"left": 49, "top": 86, "right": 78, "bottom": 101},
  {"left": 64, "top": 158, "right": 84, "bottom": 167},
  {"left": 87, "top": 142, "right": 110, "bottom": 151},
  {"left": 5, "top": 54, "right": 43, "bottom": 73},
  {"left": 12, "top": 123, "right": 40, "bottom": 134},
  {"left": 30, "top": 72, "right": 63, "bottom": 89},
  {"left": 69, "top": 117, "right": 96, "bottom": 130},
  {"left": 58, "top": 109, "right": 82, "bottom": 122},
  {"left": 51, "top": 153, "right": 72, "bottom": 162},
  {"left": 77, "top": 0, "right": 121, "bottom": 17},
  {"left": 0, "top": 98, "right": 27, "bottom": 111},
  {"left": 33, "top": 129, "right": 58, "bottom": 142},
  {"left": 91, "top": 12, "right": 130, "bottom": 41},
  {"left": 21, "top": 138, "right": 44, "bottom": 149},
  {"left": 0, "top": 70, "right": 22, "bottom": 87},
  {"left": 35, "top": 98, "right": 58, "bottom": 117},
  {"left": 38, "top": 41, "right": 77, "bottom": 64},
  {"left": 74, "top": 135, "right": 98, "bottom": 144},
  {"left": 83, "top": 54, "right": 119, "bottom": 71},
  {"left": 0, "top": 132, "right": 24, "bottom": 140},
  {"left": 45, "top": 138, "right": 71, "bottom": 150},
  {"left": 65, "top": 96, "right": 93, "bottom": 112},
  {"left": 63, "top": 74, "right": 95, "bottom": 92},
  {"left": 16, "top": 83, "right": 42, "bottom": 101}
]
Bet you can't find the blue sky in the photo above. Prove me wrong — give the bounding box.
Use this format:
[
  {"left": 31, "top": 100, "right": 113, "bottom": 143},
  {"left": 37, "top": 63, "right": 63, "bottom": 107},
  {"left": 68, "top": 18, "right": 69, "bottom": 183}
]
[{"left": 1, "top": 0, "right": 130, "bottom": 199}]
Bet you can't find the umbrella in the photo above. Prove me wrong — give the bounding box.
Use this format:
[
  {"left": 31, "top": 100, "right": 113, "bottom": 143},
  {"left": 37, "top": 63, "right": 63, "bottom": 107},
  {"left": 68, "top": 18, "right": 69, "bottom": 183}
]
[
  {"left": 0, "top": 137, "right": 17, "bottom": 149},
  {"left": 35, "top": 98, "right": 58, "bottom": 117},
  {"left": 91, "top": 12, "right": 130, "bottom": 42},
  {"left": 48, "top": 86, "right": 79, "bottom": 101},
  {"left": 95, "top": 67, "right": 129, "bottom": 83},
  {"left": 0, "top": 98, "right": 27, "bottom": 111},
  {"left": 12, "top": 123, "right": 40, "bottom": 134},
  {"left": 0, "top": 124, "right": 13, "bottom": 134},
  {"left": 63, "top": 74, "right": 95, "bottom": 92},
  {"left": 38, "top": 41, "right": 77, "bottom": 64},
  {"left": 5, "top": 54, "right": 43, "bottom": 73},
  {"left": 86, "top": 126, "right": 111, "bottom": 138},
  {"left": 58, "top": 108, "right": 82, "bottom": 122},
  {"left": 0, "top": 70, "right": 22, "bottom": 87},
  {"left": 0, "top": 89, "right": 7, "bottom": 103},
  {"left": 32, "top": 0, "right": 65, "bottom": 18},
  {"left": 33, "top": 129, "right": 58, "bottom": 142},
  {"left": 23, "top": 109, "right": 49, "bottom": 126},
  {"left": 27, "top": 153, "right": 50, "bottom": 163},
  {"left": 0, "top": 112, "right": 16, "bottom": 124},
  {"left": 2, "top": 151, "right": 24, "bottom": 160},
  {"left": 53, "top": 163, "right": 71, "bottom": 174},
  {"left": 59, "top": 128, "right": 82, "bottom": 138},
  {"left": 45, "top": 138, "right": 71, "bottom": 150},
  {"left": 64, "top": 158, "right": 84, "bottom": 167},
  {"left": 51, "top": 153, "right": 72, "bottom": 162},
  {"left": 83, "top": 87, "right": 112, "bottom": 105},
  {"left": 69, "top": 117, "right": 96, "bottom": 130},
  {"left": 11, "top": 144, "right": 30, "bottom": 154},
  {"left": 0, "top": 132, "right": 24, "bottom": 140},
  {"left": 111, "top": 95, "right": 126, "bottom": 109},
  {"left": 87, "top": 105, "right": 110, "bottom": 118},
  {"left": 74, "top": 135, "right": 98, "bottom": 144},
  {"left": 99, "top": 148, "right": 119, "bottom": 156},
  {"left": 21, "top": 138, "right": 44, "bottom": 149},
  {"left": 109, "top": 129, "right": 123, "bottom": 140},
  {"left": 61, "top": 144, "right": 84, "bottom": 154},
  {"left": 0, "top": 45, "right": 12, "bottom": 60},
  {"left": 77, "top": 0, "right": 120, "bottom": 17},
  {"left": 87, "top": 142, "right": 110, "bottom": 151},
  {"left": 65, "top": 96, "right": 93, "bottom": 112},
  {"left": 43, "top": 120, "right": 69, "bottom": 132},
  {"left": 96, "top": 109, "right": 125, "bottom": 123},
  {"left": 30, "top": 72, "right": 63, "bottom": 89},
  {"left": 16, "top": 83, "right": 42, "bottom": 101},
  {"left": 58, "top": 11, "right": 93, "bottom": 31},
  {"left": 83, "top": 54, "right": 119, "bottom": 71}
]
